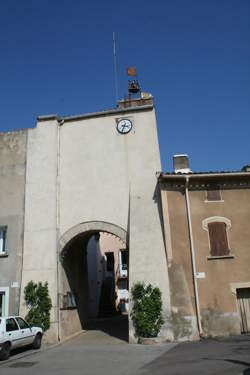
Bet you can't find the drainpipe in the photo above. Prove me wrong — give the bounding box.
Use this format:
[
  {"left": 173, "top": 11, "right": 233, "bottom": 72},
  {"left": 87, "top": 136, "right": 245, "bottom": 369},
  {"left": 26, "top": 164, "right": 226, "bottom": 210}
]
[
  {"left": 185, "top": 177, "right": 203, "bottom": 335},
  {"left": 56, "top": 119, "right": 63, "bottom": 342}
]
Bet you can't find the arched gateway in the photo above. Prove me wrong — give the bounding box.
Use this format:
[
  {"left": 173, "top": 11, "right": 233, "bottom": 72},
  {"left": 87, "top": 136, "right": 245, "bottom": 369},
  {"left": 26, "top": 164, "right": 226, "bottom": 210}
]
[
  {"left": 19, "top": 96, "right": 171, "bottom": 344},
  {"left": 60, "top": 221, "right": 128, "bottom": 256},
  {"left": 58, "top": 221, "right": 129, "bottom": 341}
]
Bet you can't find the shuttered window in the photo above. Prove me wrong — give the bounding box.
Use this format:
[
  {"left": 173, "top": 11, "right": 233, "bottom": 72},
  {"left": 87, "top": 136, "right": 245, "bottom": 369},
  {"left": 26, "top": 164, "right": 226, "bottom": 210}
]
[
  {"left": 208, "top": 222, "right": 229, "bottom": 256},
  {"left": 206, "top": 189, "right": 221, "bottom": 201}
]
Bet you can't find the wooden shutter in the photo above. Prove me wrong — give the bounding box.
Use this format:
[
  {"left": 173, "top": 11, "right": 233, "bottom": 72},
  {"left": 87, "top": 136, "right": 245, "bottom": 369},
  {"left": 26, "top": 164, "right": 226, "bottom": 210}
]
[
  {"left": 207, "top": 189, "right": 221, "bottom": 201},
  {"left": 208, "top": 222, "right": 229, "bottom": 256},
  {"left": 237, "top": 288, "right": 250, "bottom": 333}
]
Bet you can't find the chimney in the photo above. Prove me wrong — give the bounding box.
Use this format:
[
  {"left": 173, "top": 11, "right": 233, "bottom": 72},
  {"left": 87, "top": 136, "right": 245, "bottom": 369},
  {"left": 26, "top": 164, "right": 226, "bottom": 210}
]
[
  {"left": 173, "top": 154, "right": 191, "bottom": 174},
  {"left": 241, "top": 165, "right": 250, "bottom": 172}
]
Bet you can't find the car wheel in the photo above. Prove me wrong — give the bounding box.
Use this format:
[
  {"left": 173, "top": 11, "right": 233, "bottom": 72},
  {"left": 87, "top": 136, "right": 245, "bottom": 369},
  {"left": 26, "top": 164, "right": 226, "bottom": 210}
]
[
  {"left": 0, "top": 342, "right": 11, "bottom": 361},
  {"left": 32, "top": 333, "right": 42, "bottom": 349}
]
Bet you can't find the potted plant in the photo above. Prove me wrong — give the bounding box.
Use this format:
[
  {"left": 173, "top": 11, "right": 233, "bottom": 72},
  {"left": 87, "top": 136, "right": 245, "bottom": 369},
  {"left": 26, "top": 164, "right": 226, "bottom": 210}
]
[
  {"left": 24, "top": 281, "right": 52, "bottom": 332},
  {"left": 131, "top": 282, "right": 164, "bottom": 343}
]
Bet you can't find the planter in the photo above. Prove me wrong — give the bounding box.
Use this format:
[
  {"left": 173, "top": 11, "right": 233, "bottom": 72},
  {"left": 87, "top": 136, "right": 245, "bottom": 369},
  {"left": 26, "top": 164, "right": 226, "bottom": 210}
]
[{"left": 138, "top": 337, "right": 162, "bottom": 345}]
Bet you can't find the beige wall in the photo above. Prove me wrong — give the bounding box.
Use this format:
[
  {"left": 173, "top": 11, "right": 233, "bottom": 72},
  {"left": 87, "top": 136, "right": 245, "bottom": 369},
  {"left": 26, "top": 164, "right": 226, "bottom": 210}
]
[
  {"left": 161, "top": 179, "right": 250, "bottom": 339},
  {"left": 164, "top": 189, "right": 198, "bottom": 339},
  {"left": 189, "top": 189, "right": 250, "bottom": 311},
  {"left": 20, "top": 103, "right": 171, "bottom": 343},
  {"left": 19, "top": 120, "right": 59, "bottom": 344},
  {"left": 0, "top": 131, "right": 27, "bottom": 316}
]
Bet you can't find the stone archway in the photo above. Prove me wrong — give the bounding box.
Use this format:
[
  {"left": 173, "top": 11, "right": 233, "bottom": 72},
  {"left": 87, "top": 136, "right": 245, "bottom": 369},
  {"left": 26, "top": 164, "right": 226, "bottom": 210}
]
[
  {"left": 59, "top": 221, "right": 129, "bottom": 341},
  {"left": 60, "top": 221, "right": 128, "bottom": 259}
]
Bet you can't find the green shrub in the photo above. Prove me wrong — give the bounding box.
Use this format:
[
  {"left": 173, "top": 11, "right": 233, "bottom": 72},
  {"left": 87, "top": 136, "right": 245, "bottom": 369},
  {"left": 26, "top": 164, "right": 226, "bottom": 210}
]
[
  {"left": 131, "top": 282, "right": 164, "bottom": 338},
  {"left": 24, "top": 281, "right": 52, "bottom": 332}
]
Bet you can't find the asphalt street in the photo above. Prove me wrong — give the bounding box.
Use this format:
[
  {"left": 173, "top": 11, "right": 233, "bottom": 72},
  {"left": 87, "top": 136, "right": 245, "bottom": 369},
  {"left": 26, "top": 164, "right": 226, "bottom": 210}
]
[
  {"left": 139, "top": 335, "right": 250, "bottom": 375},
  {"left": 0, "top": 317, "right": 249, "bottom": 375}
]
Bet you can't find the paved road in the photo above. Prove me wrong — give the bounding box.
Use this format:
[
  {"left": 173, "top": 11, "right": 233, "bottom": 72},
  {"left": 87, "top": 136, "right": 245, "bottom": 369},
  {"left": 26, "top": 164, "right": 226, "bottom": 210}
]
[
  {"left": 0, "top": 316, "right": 175, "bottom": 375},
  {"left": 0, "top": 317, "right": 249, "bottom": 374},
  {"left": 139, "top": 335, "right": 250, "bottom": 375}
]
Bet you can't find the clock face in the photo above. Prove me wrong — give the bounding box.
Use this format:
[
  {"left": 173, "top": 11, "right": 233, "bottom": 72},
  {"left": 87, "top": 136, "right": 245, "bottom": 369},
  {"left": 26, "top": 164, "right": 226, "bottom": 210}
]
[{"left": 117, "top": 119, "right": 132, "bottom": 134}]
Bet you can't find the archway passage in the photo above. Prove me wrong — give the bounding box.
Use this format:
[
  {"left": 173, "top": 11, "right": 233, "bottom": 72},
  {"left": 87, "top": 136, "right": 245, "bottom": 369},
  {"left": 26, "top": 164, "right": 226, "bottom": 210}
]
[{"left": 59, "top": 222, "right": 129, "bottom": 342}]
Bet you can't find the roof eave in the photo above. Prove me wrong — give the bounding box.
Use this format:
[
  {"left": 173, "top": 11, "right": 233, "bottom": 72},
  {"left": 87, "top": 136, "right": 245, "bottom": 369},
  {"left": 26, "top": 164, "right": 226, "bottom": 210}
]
[{"left": 37, "top": 104, "right": 154, "bottom": 123}]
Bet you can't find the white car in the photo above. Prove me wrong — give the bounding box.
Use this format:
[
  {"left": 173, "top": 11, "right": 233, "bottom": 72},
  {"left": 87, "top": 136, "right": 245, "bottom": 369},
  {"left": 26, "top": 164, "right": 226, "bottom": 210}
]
[{"left": 0, "top": 316, "right": 43, "bottom": 360}]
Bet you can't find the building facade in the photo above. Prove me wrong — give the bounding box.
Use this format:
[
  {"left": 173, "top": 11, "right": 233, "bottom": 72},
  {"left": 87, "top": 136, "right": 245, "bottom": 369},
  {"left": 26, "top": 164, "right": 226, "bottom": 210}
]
[
  {"left": 0, "top": 131, "right": 27, "bottom": 319},
  {"left": 87, "top": 232, "right": 128, "bottom": 318},
  {"left": 1, "top": 97, "right": 249, "bottom": 344},
  {"left": 0, "top": 95, "right": 172, "bottom": 343},
  {"left": 158, "top": 159, "right": 250, "bottom": 339}
]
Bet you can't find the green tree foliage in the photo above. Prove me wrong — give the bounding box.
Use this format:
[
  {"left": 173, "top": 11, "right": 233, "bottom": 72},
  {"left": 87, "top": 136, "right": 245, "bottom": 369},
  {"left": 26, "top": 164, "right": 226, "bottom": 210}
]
[
  {"left": 24, "top": 281, "right": 52, "bottom": 332},
  {"left": 131, "top": 282, "right": 164, "bottom": 338}
]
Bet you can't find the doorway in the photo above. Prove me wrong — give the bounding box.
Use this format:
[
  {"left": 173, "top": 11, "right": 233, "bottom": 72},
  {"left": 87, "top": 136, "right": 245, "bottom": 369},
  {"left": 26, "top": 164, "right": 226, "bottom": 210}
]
[
  {"left": 0, "top": 287, "right": 9, "bottom": 317},
  {"left": 60, "top": 222, "right": 129, "bottom": 342},
  {"left": 237, "top": 288, "right": 250, "bottom": 333}
]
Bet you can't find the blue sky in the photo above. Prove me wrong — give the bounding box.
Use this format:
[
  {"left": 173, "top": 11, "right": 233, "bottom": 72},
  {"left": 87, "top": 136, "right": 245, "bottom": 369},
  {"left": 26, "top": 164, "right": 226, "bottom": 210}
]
[{"left": 0, "top": 0, "right": 249, "bottom": 172}]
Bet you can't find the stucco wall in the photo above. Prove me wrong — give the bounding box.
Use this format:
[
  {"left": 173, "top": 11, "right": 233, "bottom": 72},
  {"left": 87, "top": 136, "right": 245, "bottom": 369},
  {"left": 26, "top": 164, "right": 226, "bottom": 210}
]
[
  {"left": 164, "top": 189, "right": 198, "bottom": 340},
  {"left": 189, "top": 188, "right": 250, "bottom": 336},
  {"left": 161, "top": 181, "right": 250, "bottom": 338},
  {"left": 0, "top": 131, "right": 27, "bottom": 316},
  {"left": 20, "top": 104, "right": 171, "bottom": 343},
  {"left": 58, "top": 107, "right": 171, "bottom": 342},
  {"left": 19, "top": 120, "right": 59, "bottom": 344}
]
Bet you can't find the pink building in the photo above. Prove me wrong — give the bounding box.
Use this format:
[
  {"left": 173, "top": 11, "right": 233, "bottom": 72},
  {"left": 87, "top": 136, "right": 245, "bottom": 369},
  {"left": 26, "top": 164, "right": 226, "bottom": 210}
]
[{"left": 87, "top": 232, "right": 128, "bottom": 318}]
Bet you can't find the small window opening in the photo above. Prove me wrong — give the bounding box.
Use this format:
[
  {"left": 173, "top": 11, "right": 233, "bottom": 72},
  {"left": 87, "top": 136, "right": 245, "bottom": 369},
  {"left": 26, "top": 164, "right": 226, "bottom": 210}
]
[
  {"left": 206, "top": 189, "right": 221, "bottom": 201},
  {"left": 105, "top": 252, "right": 114, "bottom": 272},
  {"left": 0, "top": 227, "right": 7, "bottom": 254}
]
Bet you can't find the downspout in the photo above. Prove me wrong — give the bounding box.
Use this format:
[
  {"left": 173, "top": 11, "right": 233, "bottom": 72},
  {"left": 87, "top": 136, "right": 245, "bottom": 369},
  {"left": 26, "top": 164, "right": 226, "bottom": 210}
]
[
  {"left": 19, "top": 131, "right": 28, "bottom": 315},
  {"left": 56, "top": 119, "right": 63, "bottom": 342},
  {"left": 185, "top": 177, "right": 203, "bottom": 335}
]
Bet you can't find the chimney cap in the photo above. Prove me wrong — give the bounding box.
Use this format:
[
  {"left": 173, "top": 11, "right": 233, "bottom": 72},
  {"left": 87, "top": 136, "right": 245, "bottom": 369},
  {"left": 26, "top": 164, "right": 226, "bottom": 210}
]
[{"left": 173, "top": 154, "right": 192, "bottom": 174}]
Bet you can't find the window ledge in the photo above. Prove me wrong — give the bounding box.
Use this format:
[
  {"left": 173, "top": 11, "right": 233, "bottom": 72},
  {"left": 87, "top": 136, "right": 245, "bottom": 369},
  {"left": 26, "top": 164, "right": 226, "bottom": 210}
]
[
  {"left": 204, "top": 200, "right": 224, "bottom": 203},
  {"left": 0, "top": 253, "right": 8, "bottom": 258},
  {"left": 207, "top": 254, "right": 235, "bottom": 260}
]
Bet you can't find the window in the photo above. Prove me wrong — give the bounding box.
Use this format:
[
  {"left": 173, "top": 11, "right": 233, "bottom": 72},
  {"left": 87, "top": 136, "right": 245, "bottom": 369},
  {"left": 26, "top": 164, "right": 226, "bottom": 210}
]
[
  {"left": 16, "top": 317, "right": 30, "bottom": 330},
  {"left": 6, "top": 318, "right": 19, "bottom": 332},
  {"left": 67, "top": 292, "right": 76, "bottom": 308},
  {"left": 0, "top": 288, "right": 9, "bottom": 317},
  {"left": 105, "top": 252, "right": 114, "bottom": 272},
  {"left": 206, "top": 189, "right": 222, "bottom": 201},
  {"left": 120, "top": 250, "right": 128, "bottom": 271},
  {"left": 208, "top": 222, "right": 229, "bottom": 256},
  {"left": 61, "top": 291, "right": 77, "bottom": 309},
  {"left": 202, "top": 217, "right": 233, "bottom": 259},
  {"left": 0, "top": 293, "right": 4, "bottom": 317},
  {"left": 119, "top": 249, "right": 128, "bottom": 277},
  {"left": 0, "top": 227, "right": 7, "bottom": 255}
]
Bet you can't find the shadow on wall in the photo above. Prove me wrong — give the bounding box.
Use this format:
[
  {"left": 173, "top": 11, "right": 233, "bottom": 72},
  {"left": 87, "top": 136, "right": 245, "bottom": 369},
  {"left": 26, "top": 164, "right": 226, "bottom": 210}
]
[
  {"left": 62, "top": 233, "right": 90, "bottom": 327},
  {"left": 153, "top": 182, "right": 166, "bottom": 250}
]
